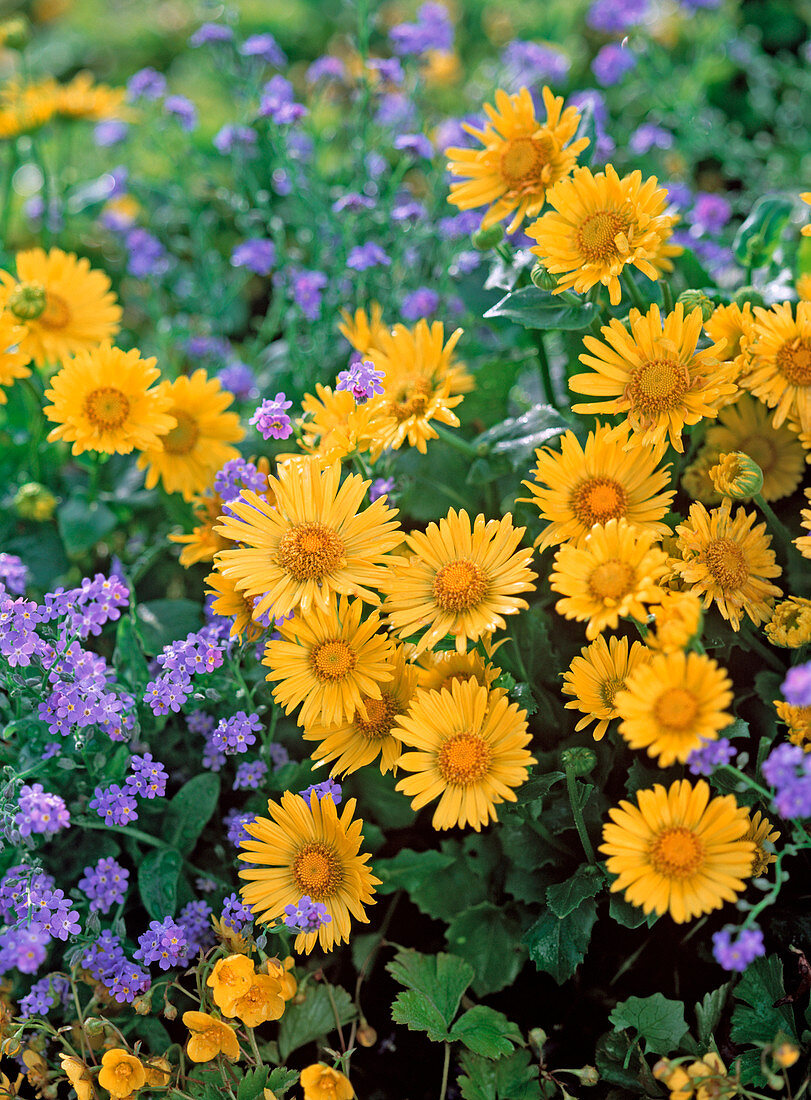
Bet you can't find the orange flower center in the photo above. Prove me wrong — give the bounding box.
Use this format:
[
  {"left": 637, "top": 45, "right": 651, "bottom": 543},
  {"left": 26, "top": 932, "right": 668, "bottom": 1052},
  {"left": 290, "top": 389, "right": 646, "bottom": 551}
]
[
  {"left": 626, "top": 359, "right": 689, "bottom": 417},
  {"left": 354, "top": 692, "right": 399, "bottom": 739},
  {"left": 571, "top": 476, "right": 629, "bottom": 527},
  {"left": 703, "top": 537, "right": 749, "bottom": 590},
  {"left": 587, "top": 558, "right": 635, "bottom": 602},
  {"left": 39, "top": 291, "right": 72, "bottom": 330},
  {"left": 162, "top": 408, "right": 200, "bottom": 455},
  {"left": 653, "top": 687, "right": 700, "bottom": 733},
  {"left": 292, "top": 841, "right": 343, "bottom": 900},
  {"left": 599, "top": 676, "right": 626, "bottom": 708},
  {"left": 311, "top": 640, "right": 357, "bottom": 682},
  {"left": 776, "top": 337, "right": 811, "bottom": 386},
  {"left": 390, "top": 378, "right": 431, "bottom": 421},
  {"left": 576, "top": 209, "right": 630, "bottom": 263},
  {"left": 437, "top": 731, "right": 492, "bottom": 785},
  {"left": 83, "top": 386, "right": 131, "bottom": 430},
  {"left": 115, "top": 1064, "right": 134, "bottom": 1085},
  {"left": 278, "top": 522, "right": 346, "bottom": 580},
  {"left": 650, "top": 826, "right": 704, "bottom": 878},
  {"left": 433, "top": 559, "right": 488, "bottom": 611},
  {"left": 500, "top": 135, "right": 554, "bottom": 193}
]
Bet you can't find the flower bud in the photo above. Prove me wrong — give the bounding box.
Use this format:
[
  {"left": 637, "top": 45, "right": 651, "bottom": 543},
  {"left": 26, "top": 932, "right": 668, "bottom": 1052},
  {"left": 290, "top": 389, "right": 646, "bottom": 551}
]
[
  {"left": 677, "top": 289, "right": 714, "bottom": 322},
  {"left": 8, "top": 282, "right": 46, "bottom": 321},
  {"left": 764, "top": 597, "right": 811, "bottom": 649},
  {"left": 708, "top": 451, "right": 763, "bottom": 500},
  {"left": 528, "top": 1028, "right": 547, "bottom": 1056},
  {"left": 162, "top": 1000, "right": 177, "bottom": 1021},
  {"left": 773, "top": 1039, "right": 799, "bottom": 1068},
  {"left": 471, "top": 224, "right": 505, "bottom": 251},
  {"left": 530, "top": 263, "right": 558, "bottom": 290},
  {"left": 83, "top": 1017, "right": 105, "bottom": 1037},
  {"left": 357, "top": 1020, "right": 377, "bottom": 1047},
  {"left": 561, "top": 747, "right": 597, "bottom": 776},
  {"left": 733, "top": 286, "right": 765, "bottom": 309},
  {"left": 652, "top": 1058, "right": 673, "bottom": 1081},
  {"left": 14, "top": 482, "right": 58, "bottom": 522},
  {"left": 577, "top": 1066, "right": 599, "bottom": 1086}
]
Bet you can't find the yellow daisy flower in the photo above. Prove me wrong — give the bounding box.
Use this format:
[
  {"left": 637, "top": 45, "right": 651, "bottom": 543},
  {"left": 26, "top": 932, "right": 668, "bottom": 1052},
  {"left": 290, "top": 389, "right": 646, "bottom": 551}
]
[
  {"left": 673, "top": 503, "right": 782, "bottom": 630},
  {"left": 239, "top": 791, "right": 380, "bottom": 954},
  {"left": 170, "top": 492, "right": 233, "bottom": 567},
  {"left": 205, "top": 571, "right": 263, "bottom": 643},
  {"left": 645, "top": 591, "right": 703, "bottom": 653},
  {"left": 136, "top": 370, "right": 244, "bottom": 500},
  {"left": 302, "top": 645, "right": 417, "bottom": 776},
  {"left": 797, "top": 488, "right": 811, "bottom": 559},
  {"left": 0, "top": 79, "right": 56, "bottom": 139},
  {"left": 339, "top": 302, "right": 389, "bottom": 356},
  {"left": 550, "top": 518, "right": 669, "bottom": 640},
  {"left": 526, "top": 164, "right": 680, "bottom": 305},
  {"left": 0, "top": 247, "right": 122, "bottom": 366},
  {"left": 744, "top": 810, "right": 780, "bottom": 877},
  {"left": 562, "top": 634, "right": 652, "bottom": 741},
  {"left": 520, "top": 420, "right": 675, "bottom": 551},
  {"left": 296, "top": 383, "right": 383, "bottom": 460},
  {"left": 600, "top": 778, "right": 755, "bottom": 923},
  {"left": 263, "top": 596, "right": 394, "bottom": 728},
  {"left": 570, "top": 304, "right": 734, "bottom": 453},
  {"left": 764, "top": 597, "right": 811, "bottom": 648},
  {"left": 381, "top": 508, "right": 537, "bottom": 655},
  {"left": 704, "top": 301, "right": 755, "bottom": 382},
  {"left": 214, "top": 459, "right": 403, "bottom": 620},
  {"left": 744, "top": 301, "right": 811, "bottom": 431},
  {"left": 613, "top": 650, "right": 733, "bottom": 766},
  {"left": 0, "top": 312, "right": 31, "bottom": 404},
  {"left": 394, "top": 678, "right": 535, "bottom": 831},
  {"left": 53, "top": 72, "right": 126, "bottom": 121},
  {"left": 446, "top": 85, "right": 589, "bottom": 233},
  {"left": 776, "top": 700, "right": 811, "bottom": 749},
  {"left": 43, "top": 345, "right": 176, "bottom": 455},
  {"left": 414, "top": 647, "right": 500, "bottom": 692}
]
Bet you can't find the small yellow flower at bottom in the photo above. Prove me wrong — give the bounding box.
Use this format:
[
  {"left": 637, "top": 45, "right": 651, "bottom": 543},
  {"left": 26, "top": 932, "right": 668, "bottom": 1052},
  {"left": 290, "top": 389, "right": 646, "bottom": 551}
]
[
  {"left": 300, "top": 1063, "right": 355, "bottom": 1100},
  {"left": 182, "top": 1011, "right": 240, "bottom": 1063},
  {"left": 97, "top": 1049, "right": 146, "bottom": 1098},
  {"left": 206, "top": 953, "right": 255, "bottom": 1014},
  {"left": 58, "top": 1055, "right": 93, "bottom": 1100}
]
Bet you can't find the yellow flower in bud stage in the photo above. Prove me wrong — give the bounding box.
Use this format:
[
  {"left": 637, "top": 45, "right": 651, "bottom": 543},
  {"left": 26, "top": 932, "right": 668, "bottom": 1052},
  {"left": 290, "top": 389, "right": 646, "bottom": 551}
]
[
  {"left": 207, "top": 954, "right": 256, "bottom": 1015},
  {"left": 210, "top": 915, "right": 251, "bottom": 956},
  {"left": 182, "top": 1011, "right": 240, "bottom": 1063},
  {"left": 339, "top": 302, "right": 388, "bottom": 356},
  {"left": 797, "top": 273, "right": 811, "bottom": 302},
  {"left": 708, "top": 452, "right": 764, "bottom": 500},
  {"left": 0, "top": 312, "right": 31, "bottom": 405},
  {"left": 795, "top": 487, "right": 811, "bottom": 559},
  {"left": 262, "top": 956, "right": 297, "bottom": 1001},
  {"left": 170, "top": 492, "right": 232, "bottom": 566},
  {"left": 776, "top": 700, "right": 811, "bottom": 749},
  {"left": 570, "top": 304, "right": 734, "bottom": 453},
  {"left": 527, "top": 165, "right": 680, "bottom": 305},
  {"left": 562, "top": 634, "right": 652, "bottom": 741},
  {"left": 13, "top": 482, "right": 58, "bottom": 522},
  {"left": 58, "top": 1055, "right": 92, "bottom": 1100},
  {"left": 764, "top": 597, "right": 811, "bottom": 648},
  {"left": 143, "top": 1057, "right": 171, "bottom": 1087},
  {"left": 673, "top": 503, "right": 782, "bottom": 630},
  {"left": 205, "top": 570, "right": 264, "bottom": 643},
  {"left": 446, "top": 86, "right": 589, "bottom": 233},
  {"left": 645, "top": 591, "right": 703, "bottom": 653},
  {"left": 97, "top": 1049, "right": 146, "bottom": 1098},
  {"left": 550, "top": 518, "right": 669, "bottom": 641},
  {"left": 228, "top": 973, "right": 285, "bottom": 1028},
  {"left": 705, "top": 301, "right": 755, "bottom": 381},
  {"left": 600, "top": 779, "right": 755, "bottom": 923},
  {"left": 300, "top": 1063, "right": 355, "bottom": 1100},
  {"left": 773, "top": 1039, "right": 800, "bottom": 1068},
  {"left": 744, "top": 301, "right": 811, "bottom": 431},
  {"left": 744, "top": 809, "right": 780, "bottom": 877}
]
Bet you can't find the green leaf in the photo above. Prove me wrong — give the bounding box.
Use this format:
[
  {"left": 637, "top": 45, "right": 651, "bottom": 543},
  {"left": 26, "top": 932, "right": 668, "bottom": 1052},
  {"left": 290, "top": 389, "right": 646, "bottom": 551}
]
[
  {"left": 125, "top": 1015, "right": 172, "bottom": 1054},
  {"left": 386, "top": 949, "right": 473, "bottom": 1030},
  {"left": 609, "top": 993, "right": 689, "bottom": 1055},
  {"left": 523, "top": 898, "right": 597, "bottom": 984},
  {"left": 137, "top": 598, "right": 203, "bottom": 654},
  {"left": 165, "top": 773, "right": 221, "bottom": 854},
  {"left": 546, "top": 865, "right": 604, "bottom": 919},
  {"left": 608, "top": 893, "right": 658, "bottom": 929},
  {"left": 266, "top": 1068, "right": 299, "bottom": 1096},
  {"left": 404, "top": 837, "right": 493, "bottom": 922},
  {"left": 237, "top": 1066, "right": 269, "bottom": 1100},
  {"left": 375, "top": 847, "right": 455, "bottom": 896},
  {"left": 695, "top": 983, "right": 731, "bottom": 1048},
  {"left": 277, "top": 983, "right": 355, "bottom": 1062},
  {"left": 113, "top": 616, "right": 151, "bottom": 693},
  {"left": 391, "top": 989, "right": 452, "bottom": 1042},
  {"left": 138, "top": 848, "right": 182, "bottom": 920},
  {"left": 457, "top": 1049, "right": 542, "bottom": 1100},
  {"left": 733, "top": 195, "right": 793, "bottom": 268},
  {"left": 594, "top": 1031, "right": 648, "bottom": 1094},
  {"left": 449, "top": 1005, "right": 523, "bottom": 1059},
  {"left": 730, "top": 955, "right": 796, "bottom": 1048},
  {"left": 674, "top": 248, "right": 713, "bottom": 291},
  {"left": 473, "top": 404, "right": 569, "bottom": 472},
  {"left": 343, "top": 765, "right": 415, "bottom": 829},
  {"left": 445, "top": 903, "right": 525, "bottom": 996},
  {"left": 57, "top": 497, "right": 117, "bottom": 556},
  {"left": 485, "top": 286, "right": 599, "bottom": 330}
]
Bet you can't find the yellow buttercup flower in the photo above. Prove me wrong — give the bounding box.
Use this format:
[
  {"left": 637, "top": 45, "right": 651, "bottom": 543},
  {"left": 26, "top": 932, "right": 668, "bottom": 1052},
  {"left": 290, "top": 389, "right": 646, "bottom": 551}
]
[
  {"left": 207, "top": 954, "right": 255, "bottom": 1014},
  {"left": 97, "top": 1050, "right": 146, "bottom": 1098},
  {"left": 137, "top": 370, "right": 244, "bottom": 500},
  {"left": 776, "top": 700, "right": 811, "bottom": 749},
  {"left": 263, "top": 955, "right": 297, "bottom": 1000},
  {"left": 301, "top": 1063, "right": 355, "bottom": 1100},
  {"left": 614, "top": 651, "right": 733, "bottom": 766},
  {"left": 43, "top": 344, "right": 176, "bottom": 456},
  {"left": 170, "top": 492, "right": 232, "bottom": 566},
  {"left": 562, "top": 634, "right": 652, "bottom": 741},
  {"left": 704, "top": 301, "right": 755, "bottom": 382},
  {"left": 527, "top": 165, "right": 680, "bottom": 305},
  {"left": 600, "top": 779, "right": 754, "bottom": 923},
  {"left": 182, "top": 1011, "right": 240, "bottom": 1063},
  {"left": 744, "top": 810, "right": 780, "bottom": 877},
  {"left": 0, "top": 247, "right": 121, "bottom": 367},
  {"left": 205, "top": 570, "right": 264, "bottom": 643},
  {"left": 263, "top": 596, "right": 394, "bottom": 729},
  {"left": 381, "top": 508, "right": 537, "bottom": 655},
  {"left": 570, "top": 304, "right": 734, "bottom": 453},
  {"left": 239, "top": 791, "right": 379, "bottom": 954},
  {"left": 550, "top": 518, "right": 669, "bottom": 640},
  {"left": 414, "top": 647, "right": 500, "bottom": 692},
  {"left": 673, "top": 503, "right": 782, "bottom": 630},
  {"left": 215, "top": 459, "right": 402, "bottom": 620},
  {"left": 53, "top": 71, "right": 126, "bottom": 120},
  {"left": 520, "top": 420, "right": 675, "bottom": 550},
  {"left": 744, "top": 301, "right": 811, "bottom": 431},
  {"left": 143, "top": 1057, "right": 171, "bottom": 1088},
  {"left": 339, "top": 302, "right": 388, "bottom": 356},
  {"left": 302, "top": 645, "right": 417, "bottom": 776},
  {"left": 0, "top": 312, "right": 31, "bottom": 404},
  {"left": 446, "top": 86, "right": 589, "bottom": 233},
  {"left": 394, "top": 678, "right": 535, "bottom": 831},
  {"left": 58, "top": 1055, "right": 92, "bottom": 1100},
  {"left": 227, "top": 973, "right": 285, "bottom": 1028},
  {"left": 645, "top": 591, "right": 703, "bottom": 653},
  {"left": 656, "top": 1052, "right": 734, "bottom": 1100},
  {"left": 764, "top": 597, "right": 811, "bottom": 648}
]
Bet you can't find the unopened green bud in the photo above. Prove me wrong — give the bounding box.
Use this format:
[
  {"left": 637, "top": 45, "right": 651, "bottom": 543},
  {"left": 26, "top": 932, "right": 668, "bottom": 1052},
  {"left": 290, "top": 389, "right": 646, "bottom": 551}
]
[
  {"left": 471, "top": 224, "right": 505, "bottom": 251},
  {"left": 561, "top": 747, "right": 597, "bottom": 777},
  {"left": 733, "top": 286, "right": 765, "bottom": 309},
  {"left": 677, "top": 289, "right": 714, "bottom": 322},
  {"left": 133, "top": 992, "right": 152, "bottom": 1015},
  {"left": 528, "top": 1028, "right": 547, "bottom": 1057},
  {"left": 83, "top": 1017, "right": 105, "bottom": 1037},
  {"left": 530, "top": 263, "right": 558, "bottom": 291},
  {"left": 577, "top": 1066, "right": 599, "bottom": 1087},
  {"left": 8, "top": 282, "right": 46, "bottom": 321},
  {"left": 14, "top": 482, "right": 58, "bottom": 521},
  {"left": 708, "top": 451, "right": 763, "bottom": 500},
  {"left": 0, "top": 17, "right": 29, "bottom": 49}
]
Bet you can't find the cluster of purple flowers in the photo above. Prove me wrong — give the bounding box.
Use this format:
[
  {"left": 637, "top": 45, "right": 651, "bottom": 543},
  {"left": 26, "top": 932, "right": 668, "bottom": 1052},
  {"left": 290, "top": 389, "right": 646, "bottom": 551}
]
[
  {"left": 214, "top": 457, "right": 268, "bottom": 518},
  {"left": 189, "top": 21, "right": 233, "bottom": 47},
  {"left": 221, "top": 891, "right": 254, "bottom": 933},
  {"left": 0, "top": 865, "right": 81, "bottom": 974},
  {"left": 258, "top": 75, "right": 307, "bottom": 125},
  {"left": 712, "top": 925, "right": 765, "bottom": 972},
  {"left": 43, "top": 573, "right": 130, "bottom": 640},
  {"left": 164, "top": 94, "right": 198, "bottom": 132},
  {"left": 347, "top": 242, "right": 391, "bottom": 271},
  {"left": 19, "top": 973, "right": 71, "bottom": 1018},
  {"left": 402, "top": 287, "right": 440, "bottom": 321},
  {"left": 0, "top": 553, "right": 27, "bottom": 595},
  {"left": 209, "top": 711, "right": 263, "bottom": 756},
  {"left": 500, "top": 40, "right": 570, "bottom": 87},
  {"left": 124, "top": 227, "right": 169, "bottom": 278},
  {"left": 687, "top": 737, "right": 736, "bottom": 777},
  {"left": 300, "top": 779, "right": 342, "bottom": 805},
  {"left": 241, "top": 32, "right": 287, "bottom": 66},
  {"left": 224, "top": 809, "right": 256, "bottom": 847},
  {"left": 126, "top": 753, "right": 169, "bottom": 799},
  {"left": 81, "top": 931, "right": 150, "bottom": 1004},
  {"left": 135, "top": 917, "right": 188, "bottom": 971},
  {"left": 629, "top": 123, "right": 673, "bottom": 156},
  {"left": 370, "top": 477, "right": 395, "bottom": 503},
  {"left": 783, "top": 662, "right": 811, "bottom": 707},
  {"left": 218, "top": 361, "right": 258, "bottom": 400},
  {"left": 39, "top": 641, "right": 135, "bottom": 743},
  {"left": 233, "top": 758, "right": 269, "bottom": 790},
  {"left": 144, "top": 628, "right": 227, "bottom": 716},
  {"left": 389, "top": 2, "right": 453, "bottom": 56},
  {"left": 0, "top": 593, "right": 48, "bottom": 667},
  {"left": 587, "top": 0, "right": 649, "bottom": 32},
  {"left": 762, "top": 744, "right": 811, "bottom": 819},
  {"left": 290, "top": 269, "right": 328, "bottom": 320},
  {"left": 336, "top": 359, "right": 385, "bottom": 405},
  {"left": 214, "top": 124, "right": 257, "bottom": 156},
  {"left": 231, "top": 238, "right": 276, "bottom": 276},
  {"left": 78, "top": 857, "right": 130, "bottom": 913},
  {"left": 592, "top": 42, "right": 637, "bottom": 86},
  {"left": 307, "top": 55, "right": 346, "bottom": 84},
  {"left": 250, "top": 392, "right": 294, "bottom": 441},
  {"left": 88, "top": 783, "right": 139, "bottom": 827},
  {"left": 14, "top": 783, "right": 70, "bottom": 837},
  {"left": 177, "top": 899, "right": 215, "bottom": 958},
  {"left": 283, "top": 895, "right": 331, "bottom": 933}
]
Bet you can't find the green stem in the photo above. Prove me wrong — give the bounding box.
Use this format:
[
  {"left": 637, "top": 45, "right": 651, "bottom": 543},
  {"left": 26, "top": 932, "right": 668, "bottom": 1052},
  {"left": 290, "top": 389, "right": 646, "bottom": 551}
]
[
  {"left": 245, "top": 1027, "right": 262, "bottom": 1065},
  {"left": 433, "top": 423, "right": 480, "bottom": 459},
  {"left": 661, "top": 280, "right": 674, "bottom": 313},
  {"left": 439, "top": 1042, "right": 451, "bottom": 1100},
  {"left": 231, "top": 654, "right": 255, "bottom": 709},
  {"left": 717, "top": 764, "right": 773, "bottom": 803},
  {"left": 621, "top": 269, "right": 646, "bottom": 312},
  {"left": 534, "top": 331, "right": 555, "bottom": 408},
  {"left": 0, "top": 142, "right": 18, "bottom": 256},
  {"left": 564, "top": 766, "right": 596, "bottom": 865},
  {"left": 77, "top": 819, "right": 167, "bottom": 848},
  {"left": 753, "top": 493, "right": 794, "bottom": 555}
]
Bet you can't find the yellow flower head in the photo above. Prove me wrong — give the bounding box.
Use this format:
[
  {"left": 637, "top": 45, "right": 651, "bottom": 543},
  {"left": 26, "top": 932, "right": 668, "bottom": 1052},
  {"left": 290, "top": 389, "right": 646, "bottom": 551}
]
[
  {"left": 0, "top": 80, "right": 56, "bottom": 139},
  {"left": 776, "top": 700, "right": 811, "bottom": 749},
  {"left": 705, "top": 301, "right": 755, "bottom": 381},
  {"left": 262, "top": 955, "right": 297, "bottom": 1000},
  {"left": 97, "top": 1049, "right": 146, "bottom": 1099},
  {"left": 58, "top": 1055, "right": 92, "bottom": 1100},
  {"left": 0, "top": 247, "right": 122, "bottom": 366},
  {"left": 205, "top": 570, "right": 264, "bottom": 643},
  {"left": 773, "top": 1039, "right": 800, "bottom": 1068},
  {"left": 744, "top": 809, "right": 780, "bottom": 877},
  {"left": 0, "top": 312, "right": 31, "bottom": 405},
  {"left": 215, "top": 458, "right": 403, "bottom": 620},
  {"left": 207, "top": 954, "right": 256, "bottom": 1014},
  {"left": 527, "top": 165, "right": 680, "bottom": 305},
  {"left": 382, "top": 508, "right": 537, "bottom": 655},
  {"left": 673, "top": 503, "right": 782, "bottom": 630},
  {"left": 296, "top": 383, "right": 383, "bottom": 461},
  {"left": 446, "top": 86, "right": 589, "bottom": 233},
  {"left": 170, "top": 491, "right": 232, "bottom": 567},
  {"left": 239, "top": 791, "right": 380, "bottom": 954},
  {"left": 228, "top": 973, "right": 285, "bottom": 1028},
  {"left": 395, "top": 678, "right": 535, "bottom": 831},
  {"left": 745, "top": 301, "right": 811, "bottom": 431},
  {"left": 520, "top": 420, "right": 675, "bottom": 550},
  {"left": 550, "top": 518, "right": 669, "bottom": 640},
  {"left": 415, "top": 646, "right": 500, "bottom": 693},
  {"left": 54, "top": 72, "right": 127, "bottom": 121},
  {"left": 614, "top": 650, "right": 733, "bottom": 767},
  {"left": 301, "top": 1063, "right": 355, "bottom": 1100},
  {"left": 708, "top": 451, "right": 764, "bottom": 500},
  {"left": 182, "top": 1011, "right": 240, "bottom": 1063},
  {"left": 137, "top": 370, "right": 244, "bottom": 500},
  {"left": 571, "top": 304, "right": 735, "bottom": 453},
  {"left": 600, "top": 779, "right": 755, "bottom": 923},
  {"left": 339, "top": 302, "right": 388, "bottom": 356},
  {"left": 764, "top": 596, "right": 811, "bottom": 648},
  {"left": 43, "top": 344, "right": 176, "bottom": 456},
  {"left": 562, "top": 633, "right": 652, "bottom": 741},
  {"left": 645, "top": 591, "right": 703, "bottom": 653}
]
